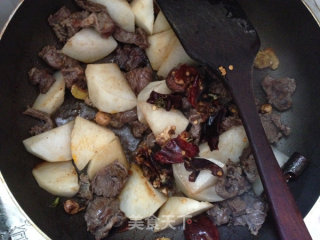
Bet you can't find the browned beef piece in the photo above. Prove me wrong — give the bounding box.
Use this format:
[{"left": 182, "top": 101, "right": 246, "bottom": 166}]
[
  {"left": 109, "top": 117, "right": 125, "bottom": 129},
  {"left": 215, "top": 160, "right": 251, "bottom": 199},
  {"left": 114, "top": 45, "right": 148, "bottom": 72},
  {"left": 260, "top": 113, "right": 282, "bottom": 143},
  {"left": 109, "top": 119, "right": 124, "bottom": 129},
  {"left": 113, "top": 27, "right": 149, "bottom": 49},
  {"left": 109, "top": 108, "right": 138, "bottom": 128},
  {"left": 130, "top": 120, "right": 149, "bottom": 138},
  {"left": 188, "top": 109, "right": 202, "bottom": 144},
  {"left": 221, "top": 116, "right": 242, "bottom": 132},
  {"left": 39, "top": 45, "right": 79, "bottom": 69},
  {"left": 239, "top": 147, "right": 258, "bottom": 183},
  {"left": 261, "top": 75, "right": 296, "bottom": 111},
  {"left": 49, "top": 8, "right": 89, "bottom": 42},
  {"left": 125, "top": 67, "right": 153, "bottom": 95},
  {"left": 23, "top": 107, "right": 54, "bottom": 135},
  {"left": 54, "top": 100, "right": 97, "bottom": 126},
  {"left": 78, "top": 173, "right": 93, "bottom": 200},
  {"left": 48, "top": 7, "right": 73, "bottom": 42},
  {"left": 117, "top": 108, "right": 138, "bottom": 123},
  {"left": 61, "top": 66, "right": 86, "bottom": 89},
  {"left": 38, "top": 46, "right": 86, "bottom": 89},
  {"left": 270, "top": 113, "right": 291, "bottom": 135},
  {"left": 208, "top": 192, "right": 267, "bottom": 236},
  {"left": 28, "top": 68, "right": 56, "bottom": 94},
  {"left": 85, "top": 197, "right": 126, "bottom": 240},
  {"left": 232, "top": 193, "right": 268, "bottom": 235},
  {"left": 225, "top": 195, "right": 248, "bottom": 217},
  {"left": 74, "top": 0, "right": 106, "bottom": 12},
  {"left": 48, "top": 6, "right": 71, "bottom": 26},
  {"left": 260, "top": 112, "right": 290, "bottom": 143},
  {"left": 61, "top": 11, "right": 90, "bottom": 38},
  {"left": 209, "top": 80, "right": 232, "bottom": 104},
  {"left": 81, "top": 12, "right": 116, "bottom": 37},
  {"left": 111, "top": 126, "right": 141, "bottom": 161},
  {"left": 207, "top": 204, "right": 231, "bottom": 225},
  {"left": 92, "top": 161, "right": 128, "bottom": 198}
]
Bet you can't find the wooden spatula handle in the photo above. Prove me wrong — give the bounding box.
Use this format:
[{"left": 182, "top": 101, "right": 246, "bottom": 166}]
[{"left": 220, "top": 69, "right": 312, "bottom": 240}]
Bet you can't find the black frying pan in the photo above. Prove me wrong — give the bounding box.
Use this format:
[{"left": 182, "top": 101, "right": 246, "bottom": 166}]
[{"left": 0, "top": 0, "right": 319, "bottom": 239}]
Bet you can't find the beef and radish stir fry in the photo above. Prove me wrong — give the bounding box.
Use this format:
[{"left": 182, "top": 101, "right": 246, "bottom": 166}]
[{"left": 22, "top": 0, "right": 309, "bottom": 239}]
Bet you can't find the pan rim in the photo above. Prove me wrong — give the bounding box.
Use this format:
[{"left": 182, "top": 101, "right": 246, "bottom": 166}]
[
  {"left": 301, "top": 0, "right": 320, "bottom": 27},
  {"left": 0, "top": 0, "right": 319, "bottom": 239},
  {"left": 0, "top": 172, "right": 50, "bottom": 239},
  {"left": 0, "top": 0, "right": 24, "bottom": 40}
]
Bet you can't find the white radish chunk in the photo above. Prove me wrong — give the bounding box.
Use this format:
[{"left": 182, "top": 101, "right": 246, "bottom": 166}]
[
  {"left": 119, "top": 164, "right": 167, "bottom": 220},
  {"left": 174, "top": 163, "right": 217, "bottom": 195},
  {"left": 87, "top": 137, "right": 129, "bottom": 180},
  {"left": 146, "top": 30, "right": 175, "bottom": 71},
  {"left": 173, "top": 159, "right": 225, "bottom": 195},
  {"left": 32, "top": 72, "right": 65, "bottom": 115},
  {"left": 190, "top": 185, "right": 225, "bottom": 202},
  {"left": 154, "top": 197, "right": 212, "bottom": 232},
  {"left": 86, "top": 63, "right": 137, "bottom": 113},
  {"left": 23, "top": 121, "right": 74, "bottom": 162},
  {"left": 137, "top": 80, "right": 171, "bottom": 102},
  {"left": 137, "top": 80, "right": 188, "bottom": 135},
  {"left": 199, "top": 126, "right": 249, "bottom": 164},
  {"left": 139, "top": 101, "right": 189, "bottom": 136},
  {"left": 90, "top": 0, "right": 135, "bottom": 32},
  {"left": 71, "top": 117, "right": 116, "bottom": 170},
  {"left": 173, "top": 159, "right": 226, "bottom": 202},
  {"left": 131, "top": 0, "right": 154, "bottom": 35},
  {"left": 153, "top": 11, "right": 170, "bottom": 34},
  {"left": 62, "top": 28, "right": 117, "bottom": 63},
  {"left": 32, "top": 161, "right": 79, "bottom": 197},
  {"left": 157, "top": 37, "right": 195, "bottom": 78},
  {"left": 253, "top": 147, "right": 289, "bottom": 196},
  {"left": 137, "top": 80, "right": 171, "bottom": 123}
]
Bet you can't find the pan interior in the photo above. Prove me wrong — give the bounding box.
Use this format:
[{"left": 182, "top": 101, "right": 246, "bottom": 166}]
[{"left": 0, "top": 0, "right": 319, "bottom": 239}]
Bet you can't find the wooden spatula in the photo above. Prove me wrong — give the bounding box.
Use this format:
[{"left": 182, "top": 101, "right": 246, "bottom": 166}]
[{"left": 157, "top": 0, "right": 312, "bottom": 239}]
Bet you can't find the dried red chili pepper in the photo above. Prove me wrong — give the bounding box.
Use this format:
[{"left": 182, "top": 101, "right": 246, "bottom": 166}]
[
  {"left": 184, "top": 158, "right": 224, "bottom": 182},
  {"left": 184, "top": 214, "right": 220, "bottom": 240},
  {"left": 166, "top": 64, "right": 199, "bottom": 92},
  {"left": 202, "top": 108, "right": 226, "bottom": 151},
  {"left": 176, "top": 133, "right": 199, "bottom": 157},
  {"left": 147, "top": 91, "right": 183, "bottom": 111},
  {"left": 166, "top": 64, "right": 204, "bottom": 108},
  {"left": 135, "top": 146, "right": 158, "bottom": 173},
  {"left": 154, "top": 132, "right": 199, "bottom": 164},
  {"left": 187, "top": 75, "right": 203, "bottom": 108},
  {"left": 188, "top": 170, "right": 200, "bottom": 182},
  {"left": 135, "top": 146, "right": 173, "bottom": 188}
]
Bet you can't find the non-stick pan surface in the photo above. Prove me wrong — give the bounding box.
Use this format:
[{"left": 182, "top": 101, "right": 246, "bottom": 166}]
[{"left": 0, "top": 0, "right": 319, "bottom": 239}]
